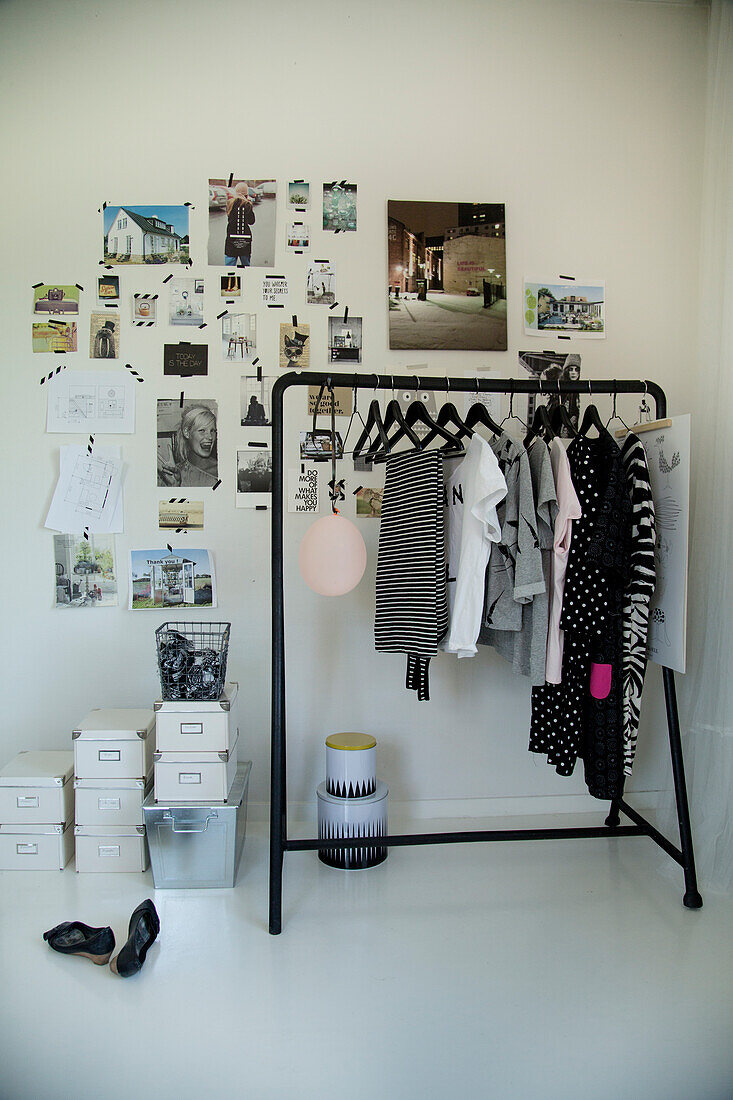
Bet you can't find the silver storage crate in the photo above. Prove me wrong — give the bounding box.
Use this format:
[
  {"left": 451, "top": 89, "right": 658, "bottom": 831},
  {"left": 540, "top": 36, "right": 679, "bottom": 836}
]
[
  {"left": 144, "top": 761, "right": 251, "bottom": 889},
  {"left": 74, "top": 824, "right": 149, "bottom": 872},
  {"left": 153, "top": 734, "right": 238, "bottom": 803},
  {"left": 154, "top": 682, "right": 239, "bottom": 753},
  {"left": 0, "top": 751, "right": 74, "bottom": 826},
  {"left": 74, "top": 775, "right": 152, "bottom": 827},
  {"left": 73, "top": 709, "right": 155, "bottom": 781},
  {"left": 0, "top": 822, "right": 74, "bottom": 870}
]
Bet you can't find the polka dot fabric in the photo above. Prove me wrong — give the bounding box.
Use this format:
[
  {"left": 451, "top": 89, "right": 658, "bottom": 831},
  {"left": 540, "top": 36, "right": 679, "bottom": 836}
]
[{"left": 530, "top": 431, "right": 631, "bottom": 799}]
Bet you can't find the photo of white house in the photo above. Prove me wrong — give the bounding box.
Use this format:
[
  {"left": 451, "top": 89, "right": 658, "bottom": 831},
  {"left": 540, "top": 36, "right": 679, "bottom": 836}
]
[{"left": 103, "top": 205, "right": 190, "bottom": 265}]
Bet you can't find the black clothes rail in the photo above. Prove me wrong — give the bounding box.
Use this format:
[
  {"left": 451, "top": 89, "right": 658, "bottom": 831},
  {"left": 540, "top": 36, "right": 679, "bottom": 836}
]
[{"left": 269, "top": 373, "right": 702, "bottom": 934}]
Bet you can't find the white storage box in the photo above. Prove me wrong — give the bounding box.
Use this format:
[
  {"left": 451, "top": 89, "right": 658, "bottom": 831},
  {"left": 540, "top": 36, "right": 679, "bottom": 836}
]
[
  {"left": 73, "top": 709, "right": 155, "bottom": 780},
  {"left": 74, "top": 775, "right": 153, "bottom": 827},
  {"left": 154, "top": 682, "right": 239, "bottom": 754},
  {"left": 0, "top": 751, "right": 74, "bottom": 826},
  {"left": 154, "top": 735, "right": 238, "bottom": 803},
  {"left": 0, "top": 822, "right": 74, "bottom": 870},
  {"left": 144, "top": 762, "right": 251, "bottom": 889},
  {"left": 74, "top": 825, "right": 149, "bottom": 873}
]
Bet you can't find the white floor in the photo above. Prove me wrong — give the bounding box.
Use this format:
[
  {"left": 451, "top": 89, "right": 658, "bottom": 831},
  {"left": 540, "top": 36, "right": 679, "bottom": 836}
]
[{"left": 1, "top": 812, "right": 732, "bottom": 1100}]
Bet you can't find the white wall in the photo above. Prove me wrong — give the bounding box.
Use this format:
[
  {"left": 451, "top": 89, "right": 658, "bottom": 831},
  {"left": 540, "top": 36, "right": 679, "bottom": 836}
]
[{"left": 0, "top": 0, "right": 709, "bottom": 814}]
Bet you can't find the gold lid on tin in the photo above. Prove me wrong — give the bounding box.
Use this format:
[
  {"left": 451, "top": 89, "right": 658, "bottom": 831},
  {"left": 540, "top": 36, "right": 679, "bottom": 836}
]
[{"left": 325, "top": 733, "right": 377, "bottom": 751}]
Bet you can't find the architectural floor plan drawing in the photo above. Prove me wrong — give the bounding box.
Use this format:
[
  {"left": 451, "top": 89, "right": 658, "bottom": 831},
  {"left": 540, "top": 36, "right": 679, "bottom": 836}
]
[{"left": 46, "top": 370, "right": 135, "bottom": 433}]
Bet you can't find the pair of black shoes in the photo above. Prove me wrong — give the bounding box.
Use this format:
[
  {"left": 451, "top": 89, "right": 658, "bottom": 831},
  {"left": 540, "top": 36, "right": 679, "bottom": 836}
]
[{"left": 43, "top": 899, "right": 159, "bottom": 978}]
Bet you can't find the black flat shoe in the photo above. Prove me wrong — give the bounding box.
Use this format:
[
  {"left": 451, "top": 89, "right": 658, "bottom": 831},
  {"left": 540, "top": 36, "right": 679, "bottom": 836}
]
[
  {"left": 110, "top": 899, "right": 160, "bottom": 977},
  {"left": 43, "top": 921, "right": 115, "bottom": 965}
]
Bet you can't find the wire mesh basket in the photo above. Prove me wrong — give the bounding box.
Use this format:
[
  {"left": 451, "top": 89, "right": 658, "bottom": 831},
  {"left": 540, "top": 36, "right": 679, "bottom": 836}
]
[{"left": 156, "top": 621, "right": 231, "bottom": 701}]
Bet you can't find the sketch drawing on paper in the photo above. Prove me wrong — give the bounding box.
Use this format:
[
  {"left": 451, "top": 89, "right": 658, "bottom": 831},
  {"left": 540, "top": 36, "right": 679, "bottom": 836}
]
[{"left": 65, "top": 454, "right": 117, "bottom": 519}]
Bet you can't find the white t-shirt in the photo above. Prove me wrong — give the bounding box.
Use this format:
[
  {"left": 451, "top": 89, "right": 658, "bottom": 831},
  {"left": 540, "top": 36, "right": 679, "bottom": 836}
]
[{"left": 443, "top": 434, "right": 507, "bottom": 658}]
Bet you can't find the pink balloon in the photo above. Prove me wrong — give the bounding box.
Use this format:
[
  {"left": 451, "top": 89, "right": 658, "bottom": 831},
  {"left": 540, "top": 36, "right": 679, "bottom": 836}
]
[{"left": 298, "top": 513, "right": 367, "bottom": 596}]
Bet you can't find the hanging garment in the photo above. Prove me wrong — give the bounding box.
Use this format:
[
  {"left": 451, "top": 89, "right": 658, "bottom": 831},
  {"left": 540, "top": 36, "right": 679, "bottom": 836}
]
[
  {"left": 481, "top": 438, "right": 557, "bottom": 686},
  {"left": 442, "top": 434, "right": 507, "bottom": 658},
  {"left": 530, "top": 430, "right": 631, "bottom": 798},
  {"left": 375, "top": 449, "right": 447, "bottom": 701},
  {"left": 478, "top": 431, "right": 544, "bottom": 642},
  {"left": 620, "top": 433, "right": 657, "bottom": 775},
  {"left": 545, "top": 437, "right": 582, "bottom": 684}
]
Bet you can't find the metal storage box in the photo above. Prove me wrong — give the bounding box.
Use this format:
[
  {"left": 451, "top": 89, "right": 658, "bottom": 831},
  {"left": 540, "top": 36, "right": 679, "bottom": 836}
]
[
  {"left": 0, "top": 751, "right": 74, "bottom": 825},
  {"left": 74, "top": 775, "right": 152, "bottom": 827},
  {"left": 73, "top": 709, "right": 155, "bottom": 780},
  {"left": 74, "top": 824, "right": 149, "bottom": 872},
  {"left": 144, "top": 762, "right": 251, "bottom": 889},
  {"left": 0, "top": 822, "right": 74, "bottom": 870},
  {"left": 153, "top": 734, "right": 238, "bottom": 803},
  {"left": 154, "top": 682, "right": 238, "bottom": 753}
]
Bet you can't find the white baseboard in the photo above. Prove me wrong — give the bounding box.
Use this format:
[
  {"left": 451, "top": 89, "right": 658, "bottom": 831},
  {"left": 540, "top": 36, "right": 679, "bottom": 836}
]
[{"left": 247, "top": 789, "right": 661, "bottom": 824}]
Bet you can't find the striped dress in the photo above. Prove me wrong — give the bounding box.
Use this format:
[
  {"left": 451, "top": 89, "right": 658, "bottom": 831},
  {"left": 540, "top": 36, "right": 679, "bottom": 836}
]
[
  {"left": 620, "top": 434, "right": 657, "bottom": 774},
  {"left": 375, "top": 450, "right": 448, "bottom": 701}
]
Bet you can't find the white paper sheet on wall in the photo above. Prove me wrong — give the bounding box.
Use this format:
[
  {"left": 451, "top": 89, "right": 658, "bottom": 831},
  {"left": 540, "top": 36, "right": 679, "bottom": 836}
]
[
  {"left": 45, "top": 445, "right": 125, "bottom": 534},
  {"left": 46, "top": 370, "right": 135, "bottom": 433},
  {"left": 641, "top": 414, "right": 690, "bottom": 674}
]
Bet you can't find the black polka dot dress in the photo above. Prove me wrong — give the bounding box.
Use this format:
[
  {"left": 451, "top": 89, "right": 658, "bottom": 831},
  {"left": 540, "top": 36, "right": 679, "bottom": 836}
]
[{"left": 530, "top": 430, "right": 631, "bottom": 798}]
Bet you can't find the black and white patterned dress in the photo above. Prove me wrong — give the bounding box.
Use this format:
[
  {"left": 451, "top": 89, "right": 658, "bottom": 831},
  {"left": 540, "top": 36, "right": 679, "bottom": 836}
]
[
  {"left": 530, "top": 430, "right": 631, "bottom": 798},
  {"left": 375, "top": 450, "right": 448, "bottom": 701},
  {"left": 620, "top": 433, "right": 656, "bottom": 775}
]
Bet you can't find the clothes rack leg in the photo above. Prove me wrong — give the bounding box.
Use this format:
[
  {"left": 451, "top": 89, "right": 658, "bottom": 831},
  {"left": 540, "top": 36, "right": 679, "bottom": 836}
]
[
  {"left": 663, "top": 666, "right": 703, "bottom": 909},
  {"left": 605, "top": 800, "right": 621, "bottom": 828}
]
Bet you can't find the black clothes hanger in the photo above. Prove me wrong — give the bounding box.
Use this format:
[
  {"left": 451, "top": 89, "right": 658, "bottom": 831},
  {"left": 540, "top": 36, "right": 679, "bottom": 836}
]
[
  {"left": 523, "top": 402, "right": 555, "bottom": 449},
  {"left": 499, "top": 380, "right": 527, "bottom": 433},
  {"left": 578, "top": 380, "right": 607, "bottom": 436},
  {"left": 550, "top": 402, "right": 578, "bottom": 438},
  {"left": 463, "top": 378, "right": 502, "bottom": 437},
  {"left": 365, "top": 381, "right": 423, "bottom": 464},
  {"left": 351, "top": 381, "right": 391, "bottom": 461},
  {"left": 369, "top": 380, "right": 464, "bottom": 463},
  {"left": 419, "top": 378, "right": 473, "bottom": 449}
]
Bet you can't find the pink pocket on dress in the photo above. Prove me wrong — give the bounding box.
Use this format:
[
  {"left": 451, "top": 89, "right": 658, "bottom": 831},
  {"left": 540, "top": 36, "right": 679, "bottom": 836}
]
[{"left": 590, "top": 663, "right": 612, "bottom": 700}]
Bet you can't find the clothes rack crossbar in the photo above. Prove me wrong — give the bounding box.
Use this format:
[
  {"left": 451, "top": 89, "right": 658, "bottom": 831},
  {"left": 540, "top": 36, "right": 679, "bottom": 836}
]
[{"left": 269, "top": 372, "right": 702, "bottom": 934}]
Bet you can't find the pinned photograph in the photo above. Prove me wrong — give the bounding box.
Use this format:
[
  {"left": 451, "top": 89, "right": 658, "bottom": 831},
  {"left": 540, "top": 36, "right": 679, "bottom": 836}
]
[
  {"left": 355, "top": 487, "right": 383, "bottom": 518},
  {"left": 208, "top": 177, "right": 277, "bottom": 267},
  {"left": 158, "top": 500, "right": 204, "bottom": 531},
  {"left": 288, "top": 181, "right": 310, "bottom": 209},
  {"left": 54, "top": 534, "right": 117, "bottom": 608},
  {"left": 103, "top": 206, "right": 190, "bottom": 265},
  {"left": 524, "top": 280, "right": 604, "bottom": 338},
  {"left": 222, "top": 312, "right": 256, "bottom": 362},
  {"left": 97, "top": 275, "right": 120, "bottom": 304},
  {"left": 288, "top": 468, "right": 319, "bottom": 513},
  {"left": 519, "top": 350, "right": 582, "bottom": 436},
  {"left": 388, "top": 200, "right": 507, "bottom": 351},
  {"left": 129, "top": 548, "right": 216, "bottom": 609},
  {"left": 237, "top": 448, "right": 273, "bottom": 508},
  {"left": 89, "top": 312, "right": 119, "bottom": 358},
  {"left": 163, "top": 342, "right": 209, "bottom": 377},
  {"left": 220, "top": 274, "right": 240, "bottom": 298},
  {"left": 287, "top": 222, "right": 310, "bottom": 252},
  {"left": 157, "top": 398, "right": 218, "bottom": 488},
  {"left": 33, "top": 285, "right": 80, "bottom": 316},
  {"left": 300, "top": 430, "right": 344, "bottom": 461},
  {"left": 328, "top": 315, "right": 362, "bottom": 363},
  {"left": 279, "top": 322, "right": 310, "bottom": 369},
  {"left": 323, "top": 182, "right": 357, "bottom": 232},
  {"left": 169, "top": 277, "right": 204, "bottom": 326},
  {"left": 306, "top": 260, "right": 335, "bottom": 305},
  {"left": 241, "top": 375, "right": 274, "bottom": 426},
  {"left": 132, "top": 294, "right": 157, "bottom": 323},
  {"left": 33, "top": 321, "right": 77, "bottom": 353}
]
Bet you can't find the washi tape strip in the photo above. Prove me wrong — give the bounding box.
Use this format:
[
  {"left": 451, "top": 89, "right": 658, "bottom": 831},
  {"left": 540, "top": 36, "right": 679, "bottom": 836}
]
[
  {"left": 97, "top": 202, "right": 108, "bottom": 212},
  {"left": 98, "top": 262, "right": 114, "bottom": 269},
  {"left": 292, "top": 314, "right": 298, "bottom": 326},
  {"left": 180, "top": 391, "right": 185, "bottom": 407},
  {"left": 212, "top": 479, "right": 221, "bottom": 491},
  {"left": 184, "top": 202, "right": 195, "bottom": 208},
  {"left": 228, "top": 172, "right": 234, "bottom": 186},
  {"left": 167, "top": 543, "right": 173, "bottom": 552},
  {"left": 75, "top": 283, "right": 84, "bottom": 292},
  {"left": 353, "top": 485, "right": 363, "bottom": 495},
  {"left": 168, "top": 498, "right": 188, "bottom": 504},
  {"left": 87, "top": 435, "right": 95, "bottom": 454},
  {"left": 559, "top": 275, "right": 576, "bottom": 281},
  {"left": 329, "top": 301, "right": 340, "bottom": 310},
  {"left": 124, "top": 362, "right": 145, "bottom": 382},
  {"left": 31, "top": 282, "right": 43, "bottom": 289},
  {"left": 256, "top": 364, "right": 262, "bottom": 382},
  {"left": 198, "top": 322, "right": 207, "bottom": 329},
  {"left": 255, "top": 505, "right": 267, "bottom": 511},
  {"left": 216, "top": 310, "right": 228, "bottom": 320},
  {"left": 39, "top": 364, "right": 68, "bottom": 385},
  {"left": 163, "top": 273, "right": 174, "bottom": 284},
  {"left": 248, "top": 441, "right": 268, "bottom": 448},
  {"left": 83, "top": 527, "right": 89, "bottom": 542},
  {"left": 343, "top": 306, "right": 349, "bottom": 323}
]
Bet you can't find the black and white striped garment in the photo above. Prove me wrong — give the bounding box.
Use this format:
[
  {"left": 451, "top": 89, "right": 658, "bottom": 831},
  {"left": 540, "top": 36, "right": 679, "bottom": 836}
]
[
  {"left": 620, "top": 433, "right": 657, "bottom": 774},
  {"left": 375, "top": 450, "right": 448, "bottom": 701}
]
